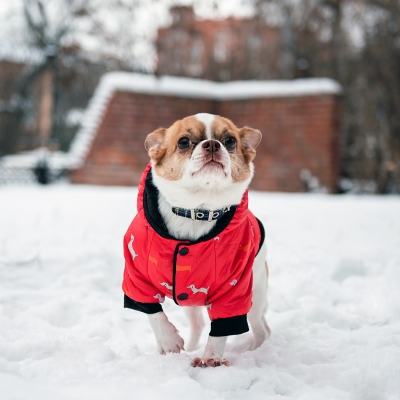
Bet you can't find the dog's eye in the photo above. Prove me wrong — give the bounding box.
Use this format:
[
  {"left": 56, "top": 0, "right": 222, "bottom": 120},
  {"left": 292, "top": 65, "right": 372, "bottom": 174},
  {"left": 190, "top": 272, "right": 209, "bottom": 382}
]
[
  {"left": 224, "top": 136, "right": 236, "bottom": 149},
  {"left": 178, "top": 137, "right": 191, "bottom": 149}
]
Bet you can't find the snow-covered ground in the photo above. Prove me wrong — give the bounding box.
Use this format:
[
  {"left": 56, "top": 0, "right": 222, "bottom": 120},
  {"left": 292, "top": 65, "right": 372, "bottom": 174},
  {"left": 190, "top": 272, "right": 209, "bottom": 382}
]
[{"left": 0, "top": 184, "right": 399, "bottom": 400}]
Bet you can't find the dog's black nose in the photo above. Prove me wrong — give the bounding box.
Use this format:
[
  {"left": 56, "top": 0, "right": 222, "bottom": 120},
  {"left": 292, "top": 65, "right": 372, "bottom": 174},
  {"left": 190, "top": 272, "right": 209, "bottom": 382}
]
[{"left": 202, "top": 140, "right": 221, "bottom": 152}]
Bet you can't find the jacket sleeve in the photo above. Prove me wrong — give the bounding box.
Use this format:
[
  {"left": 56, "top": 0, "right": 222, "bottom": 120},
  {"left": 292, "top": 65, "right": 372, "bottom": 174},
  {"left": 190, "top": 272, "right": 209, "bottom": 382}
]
[
  {"left": 122, "top": 231, "right": 164, "bottom": 314},
  {"left": 205, "top": 243, "right": 255, "bottom": 337}
]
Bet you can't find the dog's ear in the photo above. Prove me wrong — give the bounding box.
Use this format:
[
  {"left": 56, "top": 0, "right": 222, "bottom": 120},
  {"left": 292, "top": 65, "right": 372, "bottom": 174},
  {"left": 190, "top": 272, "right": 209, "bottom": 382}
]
[
  {"left": 239, "top": 127, "right": 262, "bottom": 162},
  {"left": 145, "top": 128, "right": 167, "bottom": 164}
]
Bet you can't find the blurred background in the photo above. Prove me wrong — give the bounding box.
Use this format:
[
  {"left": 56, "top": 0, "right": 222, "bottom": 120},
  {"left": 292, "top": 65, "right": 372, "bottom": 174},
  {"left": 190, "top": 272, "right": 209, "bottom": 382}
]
[{"left": 0, "top": 0, "right": 399, "bottom": 193}]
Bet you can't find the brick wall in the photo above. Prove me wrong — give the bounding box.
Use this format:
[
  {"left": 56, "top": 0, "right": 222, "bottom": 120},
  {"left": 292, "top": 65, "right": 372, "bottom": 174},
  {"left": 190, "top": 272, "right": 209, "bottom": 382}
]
[
  {"left": 70, "top": 90, "right": 340, "bottom": 192},
  {"left": 219, "top": 95, "right": 341, "bottom": 191}
]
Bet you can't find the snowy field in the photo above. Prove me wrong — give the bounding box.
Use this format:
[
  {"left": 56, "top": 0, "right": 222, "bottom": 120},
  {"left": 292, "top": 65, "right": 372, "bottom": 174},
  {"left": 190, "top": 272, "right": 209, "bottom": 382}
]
[{"left": 0, "top": 183, "right": 399, "bottom": 400}]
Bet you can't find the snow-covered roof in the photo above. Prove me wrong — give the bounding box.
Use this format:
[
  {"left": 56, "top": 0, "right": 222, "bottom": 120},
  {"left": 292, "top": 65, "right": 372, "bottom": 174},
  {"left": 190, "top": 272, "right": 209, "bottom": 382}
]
[
  {"left": 86, "top": 72, "right": 342, "bottom": 101},
  {"left": 1, "top": 72, "right": 342, "bottom": 170}
]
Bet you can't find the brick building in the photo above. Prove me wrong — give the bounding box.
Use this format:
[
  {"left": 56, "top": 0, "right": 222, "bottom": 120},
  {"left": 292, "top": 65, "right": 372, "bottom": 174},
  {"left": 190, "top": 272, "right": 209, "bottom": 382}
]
[
  {"left": 69, "top": 72, "right": 341, "bottom": 192},
  {"left": 0, "top": 55, "right": 107, "bottom": 158},
  {"left": 156, "top": 6, "right": 282, "bottom": 82},
  {"left": 0, "top": 59, "right": 53, "bottom": 156}
]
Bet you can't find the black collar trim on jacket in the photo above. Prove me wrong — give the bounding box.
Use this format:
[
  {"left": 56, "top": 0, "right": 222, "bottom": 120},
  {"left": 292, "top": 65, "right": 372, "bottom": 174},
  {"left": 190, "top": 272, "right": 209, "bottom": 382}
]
[{"left": 143, "top": 168, "right": 237, "bottom": 243}]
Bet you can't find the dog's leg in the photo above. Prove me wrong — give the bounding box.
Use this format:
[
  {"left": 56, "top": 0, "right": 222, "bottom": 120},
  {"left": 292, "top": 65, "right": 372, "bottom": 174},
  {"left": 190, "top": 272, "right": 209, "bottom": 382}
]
[
  {"left": 183, "top": 306, "right": 205, "bottom": 352},
  {"left": 148, "top": 312, "right": 185, "bottom": 354},
  {"left": 248, "top": 242, "right": 271, "bottom": 349},
  {"left": 191, "top": 336, "right": 229, "bottom": 367}
]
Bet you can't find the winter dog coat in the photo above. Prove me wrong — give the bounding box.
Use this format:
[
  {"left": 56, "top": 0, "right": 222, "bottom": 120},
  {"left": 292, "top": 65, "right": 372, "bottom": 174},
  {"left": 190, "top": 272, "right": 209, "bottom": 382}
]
[{"left": 122, "top": 163, "right": 264, "bottom": 336}]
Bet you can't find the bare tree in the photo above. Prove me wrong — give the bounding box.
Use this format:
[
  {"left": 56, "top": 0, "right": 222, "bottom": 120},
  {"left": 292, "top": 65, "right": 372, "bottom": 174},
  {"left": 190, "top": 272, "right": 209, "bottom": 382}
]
[
  {"left": 256, "top": 0, "right": 400, "bottom": 193},
  {"left": 0, "top": 0, "right": 86, "bottom": 154},
  {"left": 0, "top": 0, "right": 149, "bottom": 155}
]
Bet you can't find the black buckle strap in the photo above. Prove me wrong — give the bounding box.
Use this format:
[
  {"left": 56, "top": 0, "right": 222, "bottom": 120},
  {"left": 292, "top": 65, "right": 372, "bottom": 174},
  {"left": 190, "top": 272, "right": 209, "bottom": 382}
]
[{"left": 171, "top": 206, "right": 231, "bottom": 222}]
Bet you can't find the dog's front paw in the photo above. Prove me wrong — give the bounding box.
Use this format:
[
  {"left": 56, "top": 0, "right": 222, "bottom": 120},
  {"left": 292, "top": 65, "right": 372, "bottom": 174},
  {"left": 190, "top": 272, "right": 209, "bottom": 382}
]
[
  {"left": 148, "top": 312, "right": 185, "bottom": 355},
  {"left": 190, "top": 357, "right": 229, "bottom": 367},
  {"left": 156, "top": 329, "right": 185, "bottom": 355}
]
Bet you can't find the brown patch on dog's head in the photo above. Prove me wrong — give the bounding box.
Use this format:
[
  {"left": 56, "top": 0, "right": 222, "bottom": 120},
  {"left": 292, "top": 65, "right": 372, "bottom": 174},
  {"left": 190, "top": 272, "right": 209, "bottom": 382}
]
[
  {"left": 144, "top": 115, "right": 261, "bottom": 182},
  {"left": 145, "top": 116, "right": 207, "bottom": 180},
  {"left": 145, "top": 128, "right": 167, "bottom": 164}
]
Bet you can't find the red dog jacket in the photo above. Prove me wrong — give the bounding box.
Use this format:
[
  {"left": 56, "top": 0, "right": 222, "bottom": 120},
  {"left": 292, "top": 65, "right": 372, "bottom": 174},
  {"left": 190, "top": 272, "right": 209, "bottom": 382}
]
[{"left": 122, "top": 163, "right": 264, "bottom": 336}]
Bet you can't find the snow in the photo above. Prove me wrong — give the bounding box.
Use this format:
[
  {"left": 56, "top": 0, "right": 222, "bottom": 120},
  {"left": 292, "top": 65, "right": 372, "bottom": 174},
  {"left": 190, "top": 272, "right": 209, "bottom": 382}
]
[
  {"left": 1, "top": 183, "right": 399, "bottom": 400},
  {"left": 1, "top": 148, "right": 71, "bottom": 170}
]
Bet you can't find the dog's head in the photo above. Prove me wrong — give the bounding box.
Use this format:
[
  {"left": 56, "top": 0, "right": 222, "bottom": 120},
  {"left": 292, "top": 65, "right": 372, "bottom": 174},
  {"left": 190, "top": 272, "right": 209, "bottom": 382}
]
[{"left": 145, "top": 113, "right": 261, "bottom": 208}]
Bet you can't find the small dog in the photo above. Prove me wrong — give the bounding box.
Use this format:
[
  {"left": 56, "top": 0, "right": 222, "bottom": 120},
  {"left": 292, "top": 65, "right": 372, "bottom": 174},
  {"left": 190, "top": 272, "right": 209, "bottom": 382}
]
[{"left": 122, "top": 113, "right": 270, "bottom": 367}]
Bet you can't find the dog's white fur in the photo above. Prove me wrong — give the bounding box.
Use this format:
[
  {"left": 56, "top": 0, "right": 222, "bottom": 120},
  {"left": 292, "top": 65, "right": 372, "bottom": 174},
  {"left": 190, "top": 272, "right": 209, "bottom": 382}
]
[
  {"left": 146, "top": 113, "right": 270, "bottom": 366},
  {"left": 196, "top": 112, "right": 215, "bottom": 139}
]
